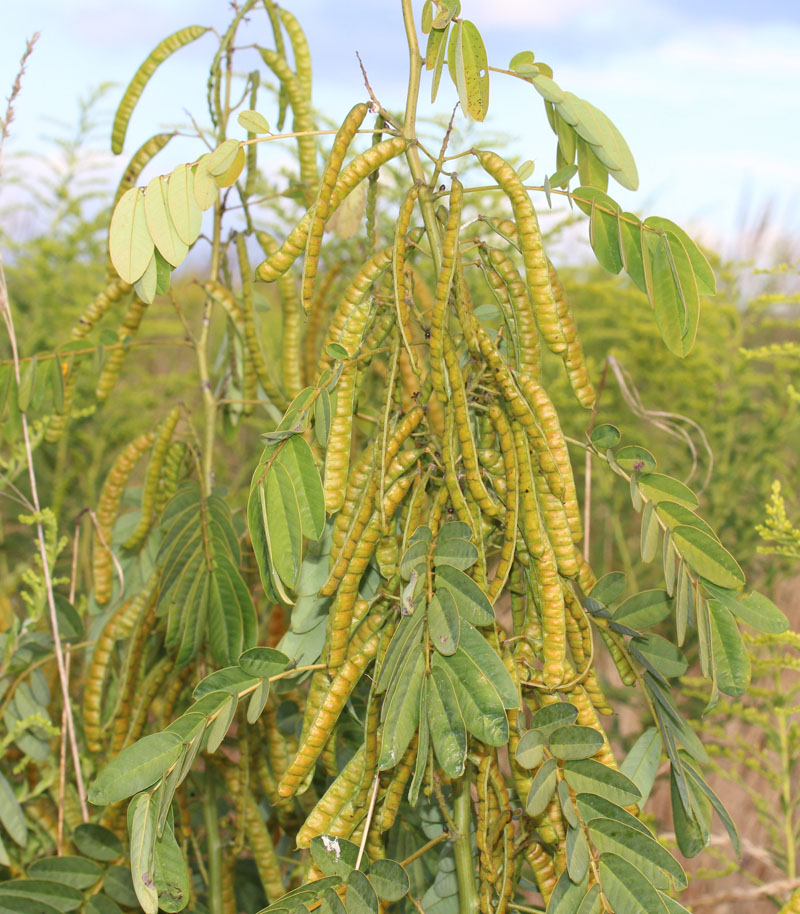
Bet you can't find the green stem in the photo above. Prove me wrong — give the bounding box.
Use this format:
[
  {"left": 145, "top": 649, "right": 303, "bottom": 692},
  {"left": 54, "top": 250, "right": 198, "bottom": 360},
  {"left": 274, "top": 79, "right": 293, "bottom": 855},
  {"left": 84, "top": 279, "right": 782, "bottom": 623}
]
[
  {"left": 399, "top": 0, "right": 442, "bottom": 276},
  {"left": 203, "top": 775, "right": 224, "bottom": 914},
  {"left": 453, "top": 763, "right": 479, "bottom": 914}
]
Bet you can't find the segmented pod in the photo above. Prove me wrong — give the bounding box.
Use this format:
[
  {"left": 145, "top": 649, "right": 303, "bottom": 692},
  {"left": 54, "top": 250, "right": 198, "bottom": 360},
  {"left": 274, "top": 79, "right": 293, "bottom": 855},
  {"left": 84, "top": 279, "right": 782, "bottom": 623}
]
[
  {"left": 154, "top": 440, "right": 187, "bottom": 517},
  {"left": 323, "top": 360, "right": 358, "bottom": 513},
  {"left": 375, "top": 734, "right": 418, "bottom": 833},
  {"left": 123, "top": 406, "right": 180, "bottom": 550},
  {"left": 486, "top": 245, "right": 540, "bottom": 378},
  {"left": 474, "top": 149, "right": 567, "bottom": 353},
  {"left": 547, "top": 259, "right": 596, "bottom": 408},
  {"left": 92, "top": 431, "right": 156, "bottom": 604},
  {"left": 296, "top": 745, "right": 366, "bottom": 847},
  {"left": 111, "top": 27, "right": 209, "bottom": 154},
  {"left": 487, "top": 404, "right": 518, "bottom": 603},
  {"left": 95, "top": 297, "right": 149, "bottom": 402},
  {"left": 430, "top": 178, "right": 464, "bottom": 401},
  {"left": 72, "top": 279, "right": 133, "bottom": 340}
]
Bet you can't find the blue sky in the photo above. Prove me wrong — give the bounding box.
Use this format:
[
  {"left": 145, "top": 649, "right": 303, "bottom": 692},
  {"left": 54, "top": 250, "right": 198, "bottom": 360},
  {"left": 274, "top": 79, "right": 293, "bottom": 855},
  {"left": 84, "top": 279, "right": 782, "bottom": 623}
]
[{"left": 2, "top": 1, "right": 799, "bottom": 259}]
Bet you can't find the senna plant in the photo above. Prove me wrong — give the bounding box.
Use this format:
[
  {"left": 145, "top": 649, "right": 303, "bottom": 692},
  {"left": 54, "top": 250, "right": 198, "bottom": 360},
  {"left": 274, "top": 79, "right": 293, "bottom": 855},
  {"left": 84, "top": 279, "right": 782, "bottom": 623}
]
[{"left": 0, "top": 3, "right": 794, "bottom": 914}]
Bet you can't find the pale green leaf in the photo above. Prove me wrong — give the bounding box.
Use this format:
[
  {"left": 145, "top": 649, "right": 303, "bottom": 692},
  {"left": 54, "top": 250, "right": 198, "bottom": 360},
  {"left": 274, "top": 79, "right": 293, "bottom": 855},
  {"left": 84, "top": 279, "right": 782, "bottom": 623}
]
[
  {"left": 238, "top": 110, "right": 271, "bottom": 134},
  {"left": 144, "top": 175, "right": 188, "bottom": 267},
  {"left": 109, "top": 187, "right": 154, "bottom": 284}
]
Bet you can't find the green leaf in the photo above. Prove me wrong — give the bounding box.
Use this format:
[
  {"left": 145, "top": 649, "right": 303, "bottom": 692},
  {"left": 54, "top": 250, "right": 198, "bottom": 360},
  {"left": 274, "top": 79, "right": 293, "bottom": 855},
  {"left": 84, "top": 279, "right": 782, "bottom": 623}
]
[
  {"left": 428, "top": 593, "right": 460, "bottom": 656},
  {"left": 435, "top": 563, "right": 494, "bottom": 625},
  {"left": 129, "top": 793, "right": 158, "bottom": 914},
  {"left": 545, "top": 869, "right": 588, "bottom": 914},
  {"left": 708, "top": 601, "right": 750, "bottom": 696},
  {"left": 577, "top": 135, "right": 609, "bottom": 192},
  {"left": 315, "top": 388, "right": 332, "bottom": 447},
  {"left": 639, "top": 474, "right": 699, "bottom": 510},
  {"left": 238, "top": 109, "right": 271, "bottom": 134},
  {"left": 89, "top": 732, "right": 183, "bottom": 805},
  {"left": 28, "top": 856, "right": 103, "bottom": 889},
  {"left": 515, "top": 729, "right": 545, "bottom": 770},
  {"left": 152, "top": 822, "right": 191, "bottom": 913},
  {"left": 525, "top": 757, "right": 558, "bottom": 817},
  {"left": 103, "top": 867, "right": 139, "bottom": 908},
  {"left": 577, "top": 794, "right": 652, "bottom": 838},
  {"left": 346, "top": 869, "right": 379, "bottom": 914},
  {"left": 640, "top": 501, "right": 659, "bottom": 563},
  {"left": 670, "top": 767, "right": 710, "bottom": 858},
  {"left": 0, "top": 769, "right": 26, "bottom": 847},
  {"left": 529, "top": 701, "right": 578, "bottom": 740},
  {"left": 133, "top": 252, "right": 157, "bottom": 304},
  {"left": 72, "top": 823, "right": 123, "bottom": 861},
  {"left": 432, "top": 0, "right": 460, "bottom": 28},
  {"left": 575, "top": 884, "right": 603, "bottom": 914},
  {"left": 193, "top": 156, "right": 219, "bottom": 211},
  {"left": 205, "top": 139, "right": 240, "bottom": 176},
  {"left": 619, "top": 213, "right": 646, "bottom": 291},
  {"left": 549, "top": 725, "right": 605, "bottom": 761},
  {"left": 590, "top": 424, "right": 620, "bottom": 450},
  {"left": 435, "top": 652, "right": 508, "bottom": 746},
  {"left": 144, "top": 175, "right": 188, "bottom": 268},
  {"left": 310, "top": 836, "right": 361, "bottom": 878},
  {"left": 376, "top": 600, "right": 425, "bottom": 694},
  {"left": 0, "top": 881, "right": 82, "bottom": 913},
  {"left": 562, "top": 760, "right": 641, "bottom": 807},
  {"left": 433, "top": 537, "right": 478, "bottom": 571},
  {"left": 239, "top": 646, "right": 289, "bottom": 678},
  {"left": 205, "top": 693, "right": 236, "bottom": 753},
  {"left": 644, "top": 217, "right": 715, "bottom": 295},
  {"left": 368, "top": 860, "right": 410, "bottom": 902},
  {"left": 453, "top": 621, "right": 517, "bottom": 708},
  {"left": 86, "top": 896, "right": 124, "bottom": 914},
  {"left": 614, "top": 590, "right": 671, "bottom": 630},
  {"left": 109, "top": 187, "right": 154, "bottom": 284},
  {"left": 379, "top": 646, "right": 425, "bottom": 770},
  {"left": 193, "top": 666, "right": 257, "bottom": 700},
  {"left": 247, "top": 679, "right": 270, "bottom": 724},
  {"left": 532, "top": 74, "right": 565, "bottom": 103},
  {"left": 680, "top": 753, "right": 740, "bottom": 855},
  {"left": 619, "top": 728, "right": 661, "bottom": 804},
  {"left": 277, "top": 435, "right": 325, "bottom": 541},
  {"left": 590, "top": 572, "right": 626, "bottom": 607},
  {"left": 615, "top": 446, "right": 656, "bottom": 473},
  {"left": 266, "top": 462, "right": 303, "bottom": 589},
  {"left": 427, "top": 24, "right": 449, "bottom": 101},
  {"left": 598, "top": 853, "right": 667, "bottom": 914},
  {"left": 566, "top": 824, "right": 591, "bottom": 883},
  {"left": 647, "top": 230, "right": 699, "bottom": 358},
  {"left": 426, "top": 666, "right": 467, "bottom": 778},
  {"left": 166, "top": 163, "right": 202, "bottom": 247},
  {"left": 657, "top": 502, "right": 717, "bottom": 540},
  {"left": 672, "top": 526, "right": 744, "bottom": 590},
  {"left": 575, "top": 99, "right": 639, "bottom": 190},
  {"left": 701, "top": 581, "right": 788, "bottom": 634},
  {"left": 590, "top": 819, "right": 686, "bottom": 891},
  {"left": 452, "top": 20, "right": 489, "bottom": 121},
  {"left": 589, "top": 196, "right": 623, "bottom": 274},
  {"left": 631, "top": 634, "right": 688, "bottom": 679},
  {"left": 559, "top": 779, "right": 579, "bottom": 828}
]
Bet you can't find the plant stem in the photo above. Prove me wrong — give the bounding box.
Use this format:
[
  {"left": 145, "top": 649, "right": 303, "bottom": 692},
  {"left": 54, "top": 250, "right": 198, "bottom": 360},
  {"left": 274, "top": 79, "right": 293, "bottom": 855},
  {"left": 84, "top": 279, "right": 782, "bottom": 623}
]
[
  {"left": 452, "top": 763, "right": 479, "bottom": 914},
  {"left": 400, "top": 0, "right": 443, "bottom": 276},
  {"left": 203, "top": 775, "right": 224, "bottom": 914}
]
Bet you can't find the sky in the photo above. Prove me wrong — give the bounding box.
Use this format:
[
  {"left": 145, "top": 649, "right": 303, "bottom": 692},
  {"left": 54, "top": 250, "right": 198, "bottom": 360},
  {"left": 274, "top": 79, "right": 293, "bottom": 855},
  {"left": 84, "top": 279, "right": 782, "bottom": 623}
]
[{"left": 1, "top": 0, "right": 799, "bottom": 261}]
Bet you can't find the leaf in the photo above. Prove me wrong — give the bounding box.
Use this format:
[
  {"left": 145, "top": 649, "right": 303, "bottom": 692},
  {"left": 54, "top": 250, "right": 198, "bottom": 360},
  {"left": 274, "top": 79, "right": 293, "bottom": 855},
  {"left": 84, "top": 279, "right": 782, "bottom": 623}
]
[
  {"left": 144, "top": 175, "right": 189, "bottom": 268},
  {"left": 529, "top": 701, "right": 578, "bottom": 740},
  {"left": 166, "top": 163, "right": 203, "bottom": 249},
  {"left": 525, "top": 758, "right": 558, "bottom": 817},
  {"left": 589, "top": 819, "right": 686, "bottom": 891},
  {"left": 0, "top": 769, "right": 26, "bottom": 847},
  {"left": 86, "top": 896, "right": 124, "bottom": 914},
  {"left": 453, "top": 621, "right": 517, "bottom": 707},
  {"left": 27, "top": 856, "right": 103, "bottom": 889},
  {"left": 205, "top": 693, "right": 236, "bottom": 753},
  {"left": 376, "top": 600, "right": 425, "bottom": 694},
  {"left": 590, "top": 424, "right": 620, "bottom": 450},
  {"left": 566, "top": 825, "right": 590, "bottom": 883},
  {"left": 432, "top": 0, "right": 460, "bottom": 28},
  {"left": 672, "top": 526, "right": 745, "bottom": 590},
  {"left": 644, "top": 217, "right": 715, "bottom": 294},
  {"left": 515, "top": 729, "right": 545, "bottom": 770},
  {"left": 545, "top": 869, "right": 588, "bottom": 914},
  {"left": 346, "top": 869, "right": 379, "bottom": 914},
  {"left": 638, "top": 474, "right": 699, "bottom": 510},
  {"left": 109, "top": 187, "right": 154, "bottom": 284},
  {"left": 614, "top": 590, "right": 671, "bottom": 630},
  {"left": 0, "top": 881, "right": 82, "bottom": 913},
  {"left": 435, "top": 652, "right": 508, "bottom": 746},
  {"left": 562, "top": 759, "right": 641, "bottom": 808},
  {"left": 532, "top": 73, "right": 565, "bottom": 103},
  {"left": 111, "top": 26, "right": 209, "bottom": 154},
  {"left": 454, "top": 20, "right": 489, "bottom": 121},
  {"left": 277, "top": 435, "right": 325, "bottom": 540},
  {"left": 129, "top": 793, "right": 158, "bottom": 914},
  {"left": 559, "top": 780, "right": 579, "bottom": 828},
  {"left": 575, "top": 99, "right": 639, "bottom": 191},
  {"left": 615, "top": 446, "right": 656, "bottom": 473},
  {"left": 680, "top": 753, "right": 740, "bottom": 855},
  {"left": 368, "top": 860, "right": 409, "bottom": 902},
  {"left": 133, "top": 252, "right": 157, "bottom": 304},
  {"left": 640, "top": 501, "right": 659, "bottom": 563},
  {"left": 239, "top": 646, "right": 289, "bottom": 679},
  {"left": 630, "top": 634, "right": 688, "bottom": 679},
  {"left": 701, "top": 581, "right": 789, "bottom": 634},
  {"left": 193, "top": 666, "right": 257, "bottom": 700},
  {"left": 549, "top": 725, "right": 605, "bottom": 760},
  {"left": 310, "top": 836, "right": 362, "bottom": 879},
  {"left": 89, "top": 732, "right": 183, "bottom": 805},
  {"left": 598, "top": 853, "right": 667, "bottom": 914},
  {"left": 647, "top": 230, "right": 699, "bottom": 358},
  {"left": 589, "top": 196, "right": 623, "bottom": 274},
  {"left": 428, "top": 593, "right": 460, "bottom": 656},
  {"left": 619, "top": 728, "right": 661, "bottom": 804},
  {"left": 577, "top": 135, "right": 608, "bottom": 192},
  {"left": 378, "top": 646, "right": 425, "bottom": 770},
  {"left": 103, "top": 867, "right": 139, "bottom": 908},
  {"left": 238, "top": 109, "right": 271, "bottom": 134},
  {"left": 205, "top": 139, "right": 241, "bottom": 176},
  {"left": 619, "top": 213, "right": 646, "bottom": 291},
  {"left": 670, "top": 766, "right": 710, "bottom": 858},
  {"left": 152, "top": 821, "right": 191, "bottom": 913},
  {"left": 72, "top": 823, "right": 123, "bottom": 861},
  {"left": 315, "top": 389, "right": 332, "bottom": 447},
  {"left": 433, "top": 537, "right": 478, "bottom": 571},
  {"left": 193, "top": 156, "right": 219, "bottom": 211},
  {"left": 657, "top": 502, "right": 717, "bottom": 541},
  {"left": 266, "top": 461, "right": 303, "bottom": 589},
  {"left": 426, "top": 666, "right": 467, "bottom": 778},
  {"left": 426, "top": 25, "right": 449, "bottom": 102},
  {"left": 708, "top": 601, "right": 750, "bottom": 696},
  {"left": 435, "top": 563, "right": 494, "bottom": 625}
]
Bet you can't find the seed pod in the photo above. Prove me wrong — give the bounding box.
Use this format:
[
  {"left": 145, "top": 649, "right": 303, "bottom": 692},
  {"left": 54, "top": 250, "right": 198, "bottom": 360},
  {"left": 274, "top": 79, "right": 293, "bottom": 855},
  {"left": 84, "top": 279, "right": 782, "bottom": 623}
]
[
  {"left": 323, "top": 360, "right": 358, "bottom": 513},
  {"left": 487, "top": 404, "right": 518, "bottom": 603},
  {"left": 430, "top": 178, "right": 463, "bottom": 401},
  {"left": 95, "top": 297, "right": 149, "bottom": 401},
  {"left": 92, "top": 431, "right": 156, "bottom": 604},
  {"left": 255, "top": 138, "right": 409, "bottom": 283},
  {"left": 296, "top": 745, "right": 366, "bottom": 847},
  {"left": 474, "top": 149, "right": 567, "bottom": 353},
  {"left": 547, "top": 259, "right": 595, "bottom": 408},
  {"left": 304, "top": 264, "right": 343, "bottom": 385},
  {"left": 123, "top": 406, "right": 180, "bottom": 551},
  {"left": 485, "top": 245, "right": 540, "bottom": 378},
  {"left": 72, "top": 279, "right": 133, "bottom": 340},
  {"left": 375, "top": 734, "right": 418, "bottom": 833},
  {"left": 525, "top": 841, "right": 558, "bottom": 905},
  {"left": 302, "top": 102, "right": 370, "bottom": 311},
  {"left": 154, "top": 440, "right": 188, "bottom": 518},
  {"left": 393, "top": 183, "right": 423, "bottom": 372}
]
